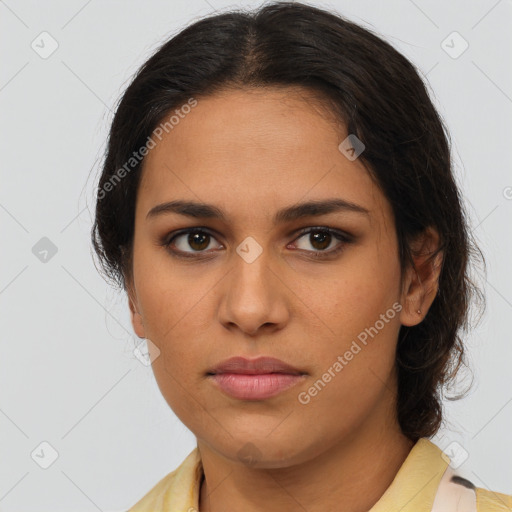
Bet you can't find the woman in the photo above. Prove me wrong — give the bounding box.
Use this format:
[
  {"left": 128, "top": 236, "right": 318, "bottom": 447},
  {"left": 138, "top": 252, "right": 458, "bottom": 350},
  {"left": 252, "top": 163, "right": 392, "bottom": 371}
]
[{"left": 91, "top": 2, "right": 511, "bottom": 510}]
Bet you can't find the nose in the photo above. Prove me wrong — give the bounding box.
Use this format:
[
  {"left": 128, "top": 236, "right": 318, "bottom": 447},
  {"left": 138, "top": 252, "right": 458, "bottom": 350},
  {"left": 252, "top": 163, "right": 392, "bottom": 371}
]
[{"left": 216, "top": 248, "right": 290, "bottom": 336}]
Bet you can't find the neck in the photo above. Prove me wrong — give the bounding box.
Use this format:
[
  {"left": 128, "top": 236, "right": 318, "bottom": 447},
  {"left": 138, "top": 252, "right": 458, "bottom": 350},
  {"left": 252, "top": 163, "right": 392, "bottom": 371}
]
[{"left": 197, "top": 401, "right": 415, "bottom": 512}]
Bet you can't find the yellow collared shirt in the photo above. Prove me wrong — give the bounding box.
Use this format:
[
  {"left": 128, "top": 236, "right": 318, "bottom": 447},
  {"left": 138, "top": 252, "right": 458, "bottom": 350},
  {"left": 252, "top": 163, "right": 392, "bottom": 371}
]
[{"left": 128, "top": 438, "right": 512, "bottom": 511}]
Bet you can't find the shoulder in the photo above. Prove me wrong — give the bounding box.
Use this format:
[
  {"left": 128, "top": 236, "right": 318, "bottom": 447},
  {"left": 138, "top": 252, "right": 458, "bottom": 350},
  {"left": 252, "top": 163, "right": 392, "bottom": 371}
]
[
  {"left": 127, "top": 447, "right": 202, "bottom": 512},
  {"left": 475, "top": 487, "right": 512, "bottom": 511}
]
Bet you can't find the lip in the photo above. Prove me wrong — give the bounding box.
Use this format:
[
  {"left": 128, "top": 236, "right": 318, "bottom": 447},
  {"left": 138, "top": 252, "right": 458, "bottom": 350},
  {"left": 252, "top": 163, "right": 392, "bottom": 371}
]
[
  {"left": 207, "top": 356, "right": 307, "bottom": 401},
  {"left": 207, "top": 356, "right": 304, "bottom": 375}
]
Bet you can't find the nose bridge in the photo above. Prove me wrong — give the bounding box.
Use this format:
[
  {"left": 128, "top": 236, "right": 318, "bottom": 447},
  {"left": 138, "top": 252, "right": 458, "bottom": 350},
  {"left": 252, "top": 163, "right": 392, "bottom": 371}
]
[{"left": 230, "top": 239, "right": 274, "bottom": 300}]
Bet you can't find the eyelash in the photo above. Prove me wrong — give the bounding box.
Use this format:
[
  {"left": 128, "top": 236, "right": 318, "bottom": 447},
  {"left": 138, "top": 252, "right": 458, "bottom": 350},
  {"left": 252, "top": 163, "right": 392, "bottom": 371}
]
[{"left": 160, "top": 226, "right": 353, "bottom": 260}]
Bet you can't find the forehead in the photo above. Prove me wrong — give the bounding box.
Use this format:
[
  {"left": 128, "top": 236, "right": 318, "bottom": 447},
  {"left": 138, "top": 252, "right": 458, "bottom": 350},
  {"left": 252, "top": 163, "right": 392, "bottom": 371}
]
[
  {"left": 142, "top": 86, "right": 343, "bottom": 174},
  {"left": 137, "top": 87, "right": 390, "bottom": 227}
]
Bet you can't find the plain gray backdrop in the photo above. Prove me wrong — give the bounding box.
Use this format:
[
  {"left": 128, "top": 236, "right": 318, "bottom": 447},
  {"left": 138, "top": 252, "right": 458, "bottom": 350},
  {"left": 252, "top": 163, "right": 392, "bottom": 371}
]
[{"left": 1, "top": 1, "right": 511, "bottom": 511}]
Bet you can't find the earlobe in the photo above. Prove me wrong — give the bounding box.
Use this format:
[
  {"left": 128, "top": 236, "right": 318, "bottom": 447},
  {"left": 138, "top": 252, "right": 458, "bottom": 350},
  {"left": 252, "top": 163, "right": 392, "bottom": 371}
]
[{"left": 399, "top": 227, "right": 443, "bottom": 327}]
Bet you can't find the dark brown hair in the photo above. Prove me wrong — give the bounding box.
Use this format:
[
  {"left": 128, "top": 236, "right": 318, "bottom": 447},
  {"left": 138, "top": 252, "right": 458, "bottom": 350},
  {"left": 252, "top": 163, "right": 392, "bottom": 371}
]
[{"left": 91, "top": 1, "right": 485, "bottom": 441}]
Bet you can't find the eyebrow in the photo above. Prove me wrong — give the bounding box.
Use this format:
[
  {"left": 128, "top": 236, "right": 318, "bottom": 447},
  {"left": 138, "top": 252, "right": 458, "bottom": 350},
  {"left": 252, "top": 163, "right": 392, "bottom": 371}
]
[{"left": 146, "top": 198, "right": 370, "bottom": 224}]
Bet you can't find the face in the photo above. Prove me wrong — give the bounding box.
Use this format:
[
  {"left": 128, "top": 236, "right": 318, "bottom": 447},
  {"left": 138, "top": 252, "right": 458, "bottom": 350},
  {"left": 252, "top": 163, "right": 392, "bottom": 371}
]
[{"left": 127, "top": 87, "right": 431, "bottom": 467}]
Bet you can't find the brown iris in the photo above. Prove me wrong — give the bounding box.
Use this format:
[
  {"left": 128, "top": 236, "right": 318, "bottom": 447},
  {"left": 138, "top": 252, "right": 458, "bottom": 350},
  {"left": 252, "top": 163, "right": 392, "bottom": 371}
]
[
  {"left": 188, "top": 232, "right": 210, "bottom": 251},
  {"left": 309, "top": 231, "right": 331, "bottom": 250}
]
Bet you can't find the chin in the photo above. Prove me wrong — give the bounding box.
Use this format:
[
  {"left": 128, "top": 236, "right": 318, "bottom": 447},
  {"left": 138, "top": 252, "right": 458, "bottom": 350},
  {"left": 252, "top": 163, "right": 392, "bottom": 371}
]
[{"left": 206, "top": 432, "right": 319, "bottom": 469}]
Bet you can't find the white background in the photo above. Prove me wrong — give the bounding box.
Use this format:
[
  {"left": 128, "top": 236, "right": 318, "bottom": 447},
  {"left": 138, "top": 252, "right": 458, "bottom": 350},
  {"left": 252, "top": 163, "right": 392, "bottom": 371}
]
[{"left": 0, "top": 0, "right": 511, "bottom": 510}]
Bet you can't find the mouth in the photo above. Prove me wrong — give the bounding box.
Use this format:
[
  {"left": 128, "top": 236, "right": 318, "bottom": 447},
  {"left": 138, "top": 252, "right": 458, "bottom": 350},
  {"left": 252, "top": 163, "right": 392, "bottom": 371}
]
[{"left": 206, "top": 356, "right": 307, "bottom": 400}]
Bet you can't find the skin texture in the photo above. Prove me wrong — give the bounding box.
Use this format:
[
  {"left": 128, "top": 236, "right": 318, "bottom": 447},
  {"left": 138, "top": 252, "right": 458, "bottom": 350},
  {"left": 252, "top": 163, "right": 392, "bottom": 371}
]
[{"left": 127, "top": 87, "right": 443, "bottom": 512}]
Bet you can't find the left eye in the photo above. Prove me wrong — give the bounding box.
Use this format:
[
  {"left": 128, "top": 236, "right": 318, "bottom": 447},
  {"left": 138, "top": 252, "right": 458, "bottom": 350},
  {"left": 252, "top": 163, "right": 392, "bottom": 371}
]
[{"left": 292, "top": 228, "right": 349, "bottom": 254}]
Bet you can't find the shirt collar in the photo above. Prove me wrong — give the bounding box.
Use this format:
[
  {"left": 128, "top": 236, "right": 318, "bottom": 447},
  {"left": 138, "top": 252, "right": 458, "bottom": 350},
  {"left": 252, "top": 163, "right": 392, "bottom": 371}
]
[{"left": 368, "top": 438, "right": 449, "bottom": 512}]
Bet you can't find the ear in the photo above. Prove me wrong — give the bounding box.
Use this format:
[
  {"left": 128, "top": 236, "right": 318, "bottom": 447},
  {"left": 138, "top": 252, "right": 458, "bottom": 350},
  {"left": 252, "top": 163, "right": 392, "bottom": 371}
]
[
  {"left": 126, "top": 280, "right": 146, "bottom": 339},
  {"left": 399, "top": 227, "right": 443, "bottom": 327}
]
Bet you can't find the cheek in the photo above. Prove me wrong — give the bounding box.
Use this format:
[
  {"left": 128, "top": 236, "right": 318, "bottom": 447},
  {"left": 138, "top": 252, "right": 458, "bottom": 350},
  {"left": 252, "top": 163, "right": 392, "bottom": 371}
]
[
  {"left": 305, "top": 252, "right": 400, "bottom": 340},
  {"left": 296, "top": 307, "right": 400, "bottom": 438},
  {"left": 296, "top": 253, "right": 401, "bottom": 408},
  {"left": 151, "top": 354, "right": 194, "bottom": 406},
  {"left": 134, "top": 249, "right": 208, "bottom": 338}
]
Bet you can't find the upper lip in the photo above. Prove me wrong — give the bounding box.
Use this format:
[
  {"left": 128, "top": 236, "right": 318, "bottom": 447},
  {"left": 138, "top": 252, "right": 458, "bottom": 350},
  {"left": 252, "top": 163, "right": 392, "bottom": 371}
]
[{"left": 207, "top": 356, "right": 304, "bottom": 375}]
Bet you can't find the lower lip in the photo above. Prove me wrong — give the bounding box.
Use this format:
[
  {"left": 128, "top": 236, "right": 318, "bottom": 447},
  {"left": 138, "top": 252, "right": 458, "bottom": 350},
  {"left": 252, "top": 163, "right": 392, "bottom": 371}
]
[{"left": 209, "top": 373, "right": 306, "bottom": 400}]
